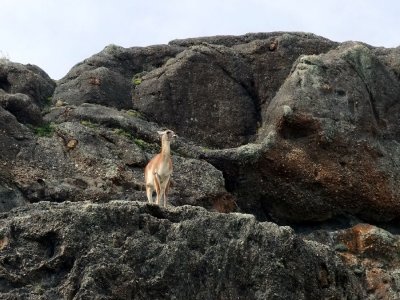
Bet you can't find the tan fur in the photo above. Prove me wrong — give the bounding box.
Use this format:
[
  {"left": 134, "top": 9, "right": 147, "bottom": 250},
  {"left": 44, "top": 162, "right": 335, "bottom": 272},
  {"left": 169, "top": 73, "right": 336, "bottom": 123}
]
[{"left": 144, "top": 130, "right": 176, "bottom": 207}]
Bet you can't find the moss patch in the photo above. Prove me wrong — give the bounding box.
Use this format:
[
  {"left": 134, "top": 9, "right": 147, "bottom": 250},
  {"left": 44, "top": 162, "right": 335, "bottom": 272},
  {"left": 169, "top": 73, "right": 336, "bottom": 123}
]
[
  {"left": 134, "top": 138, "right": 159, "bottom": 152},
  {"left": 113, "top": 128, "right": 133, "bottom": 139},
  {"left": 80, "top": 120, "right": 98, "bottom": 129},
  {"left": 34, "top": 123, "right": 55, "bottom": 137},
  {"left": 126, "top": 109, "right": 144, "bottom": 119}
]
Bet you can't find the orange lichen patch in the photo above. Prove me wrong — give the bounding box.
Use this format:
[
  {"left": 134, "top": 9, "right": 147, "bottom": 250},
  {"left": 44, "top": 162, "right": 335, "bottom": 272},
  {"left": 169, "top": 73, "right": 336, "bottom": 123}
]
[
  {"left": 264, "top": 132, "right": 397, "bottom": 220},
  {"left": 365, "top": 267, "right": 391, "bottom": 296},
  {"left": 337, "top": 224, "right": 399, "bottom": 263},
  {"left": 337, "top": 252, "right": 358, "bottom": 266},
  {"left": 338, "top": 224, "right": 375, "bottom": 254},
  {"left": 0, "top": 236, "right": 9, "bottom": 250},
  {"left": 89, "top": 77, "right": 101, "bottom": 86}
]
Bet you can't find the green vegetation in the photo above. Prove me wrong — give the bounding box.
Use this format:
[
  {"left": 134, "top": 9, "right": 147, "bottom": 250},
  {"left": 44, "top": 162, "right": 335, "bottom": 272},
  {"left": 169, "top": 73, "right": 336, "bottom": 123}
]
[
  {"left": 132, "top": 71, "right": 148, "bottom": 86},
  {"left": 132, "top": 77, "right": 142, "bottom": 86},
  {"left": 40, "top": 96, "right": 53, "bottom": 115},
  {"left": 113, "top": 128, "right": 133, "bottom": 139},
  {"left": 34, "top": 123, "right": 55, "bottom": 137},
  {"left": 134, "top": 138, "right": 159, "bottom": 152},
  {"left": 110, "top": 126, "right": 159, "bottom": 152},
  {"left": 126, "top": 109, "right": 143, "bottom": 119},
  {"left": 80, "top": 120, "right": 98, "bottom": 129}
]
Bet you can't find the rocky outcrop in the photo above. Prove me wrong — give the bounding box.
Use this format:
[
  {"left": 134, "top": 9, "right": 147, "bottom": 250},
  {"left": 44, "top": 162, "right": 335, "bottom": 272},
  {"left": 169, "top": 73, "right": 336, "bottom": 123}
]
[
  {"left": 0, "top": 101, "right": 230, "bottom": 211},
  {"left": 134, "top": 32, "right": 337, "bottom": 148},
  {"left": 1, "top": 32, "right": 400, "bottom": 299},
  {"left": 133, "top": 43, "right": 258, "bottom": 148},
  {"left": 0, "top": 60, "right": 55, "bottom": 125},
  {"left": 52, "top": 45, "right": 182, "bottom": 109},
  {"left": 303, "top": 222, "right": 400, "bottom": 299},
  {"left": 0, "top": 201, "right": 364, "bottom": 299},
  {"left": 232, "top": 42, "right": 400, "bottom": 223}
]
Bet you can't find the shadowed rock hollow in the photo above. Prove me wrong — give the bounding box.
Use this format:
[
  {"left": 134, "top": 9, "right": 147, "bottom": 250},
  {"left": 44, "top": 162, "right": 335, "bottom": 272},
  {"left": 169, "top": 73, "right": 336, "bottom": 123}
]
[{"left": 1, "top": 32, "right": 400, "bottom": 299}]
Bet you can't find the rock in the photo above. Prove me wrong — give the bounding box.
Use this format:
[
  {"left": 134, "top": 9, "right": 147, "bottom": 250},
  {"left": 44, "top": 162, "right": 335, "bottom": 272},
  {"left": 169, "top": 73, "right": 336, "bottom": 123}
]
[
  {"left": 0, "top": 60, "right": 55, "bottom": 126},
  {"left": 53, "top": 44, "right": 182, "bottom": 109},
  {"left": 52, "top": 66, "right": 132, "bottom": 109},
  {"left": 202, "top": 42, "right": 400, "bottom": 223},
  {"left": 0, "top": 176, "right": 27, "bottom": 213},
  {"left": 233, "top": 32, "right": 337, "bottom": 117},
  {"left": 133, "top": 43, "right": 258, "bottom": 148},
  {"left": 0, "top": 108, "right": 31, "bottom": 212},
  {"left": 0, "top": 106, "right": 34, "bottom": 161},
  {"left": 0, "top": 102, "right": 229, "bottom": 208},
  {"left": 0, "top": 60, "right": 55, "bottom": 108},
  {"left": 13, "top": 116, "right": 148, "bottom": 203},
  {"left": 169, "top": 156, "right": 232, "bottom": 210},
  {"left": 374, "top": 46, "right": 400, "bottom": 81},
  {"left": 337, "top": 223, "right": 400, "bottom": 261},
  {"left": 304, "top": 223, "right": 400, "bottom": 299},
  {"left": 3, "top": 33, "right": 400, "bottom": 224},
  {"left": 0, "top": 201, "right": 364, "bottom": 299},
  {"left": 134, "top": 32, "right": 337, "bottom": 148},
  {"left": 0, "top": 91, "right": 43, "bottom": 125},
  {"left": 2, "top": 31, "right": 400, "bottom": 299}
]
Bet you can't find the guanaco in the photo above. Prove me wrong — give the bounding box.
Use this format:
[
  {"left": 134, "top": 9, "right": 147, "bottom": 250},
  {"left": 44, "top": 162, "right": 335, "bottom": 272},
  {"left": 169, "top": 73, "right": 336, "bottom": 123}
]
[{"left": 144, "top": 130, "right": 177, "bottom": 207}]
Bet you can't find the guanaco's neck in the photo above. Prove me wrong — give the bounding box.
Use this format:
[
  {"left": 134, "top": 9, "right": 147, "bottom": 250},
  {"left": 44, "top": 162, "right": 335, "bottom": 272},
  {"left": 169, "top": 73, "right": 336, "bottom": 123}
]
[{"left": 161, "top": 138, "right": 171, "bottom": 158}]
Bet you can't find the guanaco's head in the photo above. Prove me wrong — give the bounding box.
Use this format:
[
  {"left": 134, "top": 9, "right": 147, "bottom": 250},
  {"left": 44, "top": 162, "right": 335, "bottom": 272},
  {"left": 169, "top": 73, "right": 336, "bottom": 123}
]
[{"left": 157, "top": 129, "right": 177, "bottom": 142}]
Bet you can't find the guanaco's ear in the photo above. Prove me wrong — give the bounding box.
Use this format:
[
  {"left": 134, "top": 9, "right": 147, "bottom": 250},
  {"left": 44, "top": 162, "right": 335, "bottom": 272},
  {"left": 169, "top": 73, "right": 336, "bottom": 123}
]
[{"left": 157, "top": 130, "right": 166, "bottom": 136}]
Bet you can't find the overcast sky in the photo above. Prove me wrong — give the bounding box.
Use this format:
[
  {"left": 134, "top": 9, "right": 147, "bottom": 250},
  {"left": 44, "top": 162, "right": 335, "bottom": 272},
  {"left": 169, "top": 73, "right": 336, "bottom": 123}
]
[{"left": 1, "top": 0, "right": 399, "bottom": 79}]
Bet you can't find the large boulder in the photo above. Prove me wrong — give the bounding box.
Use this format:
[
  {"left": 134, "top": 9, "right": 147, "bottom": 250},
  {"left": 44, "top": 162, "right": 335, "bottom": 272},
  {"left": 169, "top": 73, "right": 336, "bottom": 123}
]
[
  {"left": 134, "top": 32, "right": 337, "bottom": 148},
  {"left": 0, "top": 91, "right": 43, "bottom": 125},
  {"left": 0, "top": 201, "right": 364, "bottom": 299},
  {"left": 374, "top": 46, "right": 400, "bottom": 81},
  {"left": 203, "top": 42, "right": 400, "bottom": 223},
  {"left": 303, "top": 222, "right": 400, "bottom": 299},
  {"left": 233, "top": 32, "right": 337, "bottom": 116},
  {"left": 52, "top": 45, "right": 182, "bottom": 109},
  {"left": 0, "top": 106, "right": 34, "bottom": 161},
  {"left": 0, "top": 174, "right": 27, "bottom": 213},
  {"left": 0, "top": 107, "right": 32, "bottom": 212},
  {"left": 133, "top": 43, "right": 258, "bottom": 148},
  {"left": 0, "top": 60, "right": 55, "bottom": 125}
]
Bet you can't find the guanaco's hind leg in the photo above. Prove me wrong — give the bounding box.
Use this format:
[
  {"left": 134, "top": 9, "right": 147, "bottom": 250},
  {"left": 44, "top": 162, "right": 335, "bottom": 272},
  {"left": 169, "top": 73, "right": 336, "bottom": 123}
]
[
  {"left": 154, "top": 173, "right": 161, "bottom": 206},
  {"left": 146, "top": 185, "right": 154, "bottom": 203},
  {"left": 161, "top": 179, "right": 171, "bottom": 207}
]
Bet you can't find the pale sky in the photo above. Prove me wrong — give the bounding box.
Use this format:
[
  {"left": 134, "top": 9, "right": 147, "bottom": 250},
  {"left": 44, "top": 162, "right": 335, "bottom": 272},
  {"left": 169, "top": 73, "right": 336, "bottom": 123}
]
[{"left": 1, "top": 0, "right": 399, "bottom": 79}]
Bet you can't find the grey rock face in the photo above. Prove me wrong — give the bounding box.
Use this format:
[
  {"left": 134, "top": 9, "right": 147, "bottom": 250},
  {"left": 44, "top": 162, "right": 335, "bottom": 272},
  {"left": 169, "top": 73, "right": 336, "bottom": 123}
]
[
  {"left": 0, "top": 91, "right": 43, "bottom": 125},
  {"left": 52, "top": 45, "right": 182, "bottom": 109},
  {"left": 0, "top": 177, "right": 27, "bottom": 213},
  {"left": 0, "top": 102, "right": 229, "bottom": 210},
  {"left": 0, "top": 201, "right": 364, "bottom": 299},
  {"left": 245, "top": 43, "right": 400, "bottom": 222},
  {"left": 133, "top": 44, "right": 258, "bottom": 148},
  {"left": 0, "top": 60, "right": 55, "bottom": 107},
  {"left": 2, "top": 32, "right": 400, "bottom": 299},
  {"left": 134, "top": 33, "right": 337, "bottom": 148},
  {"left": 0, "top": 60, "right": 55, "bottom": 125}
]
